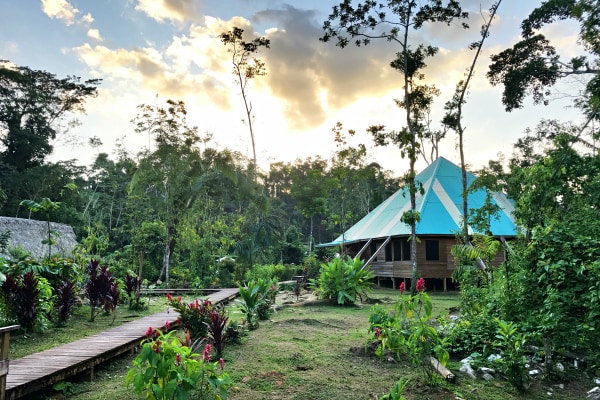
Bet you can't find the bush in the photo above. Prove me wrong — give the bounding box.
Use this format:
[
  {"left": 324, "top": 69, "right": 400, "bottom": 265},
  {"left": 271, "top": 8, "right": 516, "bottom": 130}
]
[
  {"left": 1, "top": 271, "right": 53, "bottom": 332},
  {"left": 85, "top": 259, "right": 120, "bottom": 322},
  {"left": 167, "top": 294, "right": 214, "bottom": 340},
  {"left": 56, "top": 279, "right": 77, "bottom": 324},
  {"left": 244, "top": 264, "right": 294, "bottom": 282},
  {"left": 124, "top": 272, "right": 146, "bottom": 310},
  {"left": 369, "top": 278, "right": 448, "bottom": 384},
  {"left": 310, "top": 256, "right": 374, "bottom": 305},
  {"left": 126, "top": 328, "right": 232, "bottom": 400},
  {"left": 236, "top": 278, "right": 278, "bottom": 329}
]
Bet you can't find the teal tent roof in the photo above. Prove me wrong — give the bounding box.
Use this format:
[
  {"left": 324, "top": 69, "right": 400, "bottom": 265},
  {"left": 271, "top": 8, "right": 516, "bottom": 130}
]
[{"left": 323, "top": 157, "right": 517, "bottom": 246}]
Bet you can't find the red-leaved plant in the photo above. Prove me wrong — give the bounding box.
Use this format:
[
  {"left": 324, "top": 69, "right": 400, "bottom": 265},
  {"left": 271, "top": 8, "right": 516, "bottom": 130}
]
[{"left": 85, "top": 259, "right": 119, "bottom": 322}]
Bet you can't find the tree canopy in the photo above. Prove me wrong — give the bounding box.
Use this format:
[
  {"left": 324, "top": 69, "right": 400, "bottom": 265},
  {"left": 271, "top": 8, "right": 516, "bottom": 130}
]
[
  {"left": 487, "top": 0, "right": 600, "bottom": 112},
  {"left": 0, "top": 62, "right": 100, "bottom": 171}
]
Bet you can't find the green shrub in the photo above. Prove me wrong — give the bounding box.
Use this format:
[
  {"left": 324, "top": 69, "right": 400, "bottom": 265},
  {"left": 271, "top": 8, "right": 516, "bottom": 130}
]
[
  {"left": 309, "top": 256, "right": 374, "bottom": 305},
  {"left": 167, "top": 294, "right": 214, "bottom": 340},
  {"left": 1, "top": 271, "right": 53, "bottom": 332},
  {"left": 126, "top": 328, "right": 232, "bottom": 400},
  {"left": 244, "top": 263, "right": 295, "bottom": 282},
  {"left": 236, "top": 278, "right": 277, "bottom": 329},
  {"left": 369, "top": 278, "right": 448, "bottom": 384}
]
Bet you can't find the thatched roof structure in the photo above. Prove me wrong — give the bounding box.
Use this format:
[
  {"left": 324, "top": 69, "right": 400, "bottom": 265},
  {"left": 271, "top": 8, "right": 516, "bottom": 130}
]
[{"left": 0, "top": 216, "right": 78, "bottom": 259}]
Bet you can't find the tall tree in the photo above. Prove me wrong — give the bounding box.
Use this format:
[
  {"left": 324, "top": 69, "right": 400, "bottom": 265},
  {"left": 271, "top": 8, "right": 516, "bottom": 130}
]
[
  {"left": 322, "top": 0, "right": 469, "bottom": 291},
  {"left": 0, "top": 61, "right": 99, "bottom": 171},
  {"left": 219, "top": 27, "right": 270, "bottom": 175},
  {"left": 443, "top": 1, "right": 502, "bottom": 244},
  {"left": 290, "top": 157, "right": 330, "bottom": 255},
  {"left": 129, "top": 100, "right": 204, "bottom": 286}
]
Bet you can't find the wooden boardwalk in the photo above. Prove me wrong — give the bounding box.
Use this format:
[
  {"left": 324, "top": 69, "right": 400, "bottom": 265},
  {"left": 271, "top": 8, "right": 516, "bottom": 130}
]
[{"left": 4, "top": 288, "right": 239, "bottom": 400}]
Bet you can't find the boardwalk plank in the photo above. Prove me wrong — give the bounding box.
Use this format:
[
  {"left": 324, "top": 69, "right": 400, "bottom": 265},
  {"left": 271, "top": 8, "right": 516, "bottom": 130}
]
[{"left": 4, "top": 288, "right": 238, "bottom": 400}]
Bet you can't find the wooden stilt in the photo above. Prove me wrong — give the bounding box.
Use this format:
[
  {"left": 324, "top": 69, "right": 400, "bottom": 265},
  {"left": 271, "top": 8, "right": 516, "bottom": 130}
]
[
  {"left": 443, "top": 277, "right": 447, "bottom": 292},
  {"left": 391, "top": 277, "right": 396, "bottom": 289}
]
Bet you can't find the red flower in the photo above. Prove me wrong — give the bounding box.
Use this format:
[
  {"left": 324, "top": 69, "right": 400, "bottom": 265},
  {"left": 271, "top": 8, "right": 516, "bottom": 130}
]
[
  {"left": 153, "top": 340, "right": 162, "bottom": 353},
  {"left": 203, "top": 344, "right": 212, "bottom": 362},
  {"left": 145, "top": 326, "right": 154, "bottom": 337},
  {"left": 165, "top": 320, "right": 170, "bottom": 330},
  {"left": 399, "top": 281, "right": 405, "bottom": 295},
  {"left": 175, "top": 353, "right": 182, "bottom": 366},
  {"left": 219, "top": 357, "right": 225, "bottom": 371},
  {"left": 416, "top": 277, "right": 426, "bottom": 292},
  {"left": 177, "top": 296, "right": 182, "bottom": 302},
  {"left": 166, "top": 293, "right": 172, "bottom": 302},
  {"left": 375, "top": 327, "right": 381, "bottom": 337}
]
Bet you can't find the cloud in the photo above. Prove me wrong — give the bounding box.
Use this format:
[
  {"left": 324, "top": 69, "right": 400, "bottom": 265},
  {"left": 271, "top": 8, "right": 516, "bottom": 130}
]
[
  {"left": 87, "top": 29, "right": 103, "bottom": 41},
  {"left": 41, "top": 0, "right": 80, "bottom": 25},
  {"left": 135, "top": 0, "right": 201, "bottom": 23},
  {"left": 81, "top": 13, "right": 94, "bottom": 24},
  {"left": 251, "top": 5, "right": 402, "bottom": 131}
]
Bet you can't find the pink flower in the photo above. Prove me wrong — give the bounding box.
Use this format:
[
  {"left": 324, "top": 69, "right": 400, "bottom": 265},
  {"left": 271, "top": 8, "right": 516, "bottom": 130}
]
[
  {"left": 416, "top": 277, "right": 426, "bottom": 292},
  {"left": 375, "top": 327, "right": 381, "bottom": 338},
  {"left": 145, "top": 326, "right": 154, "bottom": 337},
  {"left": 177, "top": 296, "right": 182, "bottom": 302},
  {"left": 399, "top": 281, "right": 405, "bottom": 295},
  {"left": 175, "top": 353, "right": 182, "bottom": 366},
  {"left": 165, "top": 321, "right": 170, "bottom": 330},
  {"left": 166, "top": 293, "right": 172, "bottom": 301},
  {"left": 203, "top": 344, "right": 212, "bottom": 362},
  {"left": 219, "top": 357, "right": 225, "bottom": 371}
]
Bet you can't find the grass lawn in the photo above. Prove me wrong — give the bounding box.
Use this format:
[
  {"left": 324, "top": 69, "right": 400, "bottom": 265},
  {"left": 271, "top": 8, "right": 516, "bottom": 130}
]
[{"left": 8, "top": 287, "right": 591, "bottom": 399}]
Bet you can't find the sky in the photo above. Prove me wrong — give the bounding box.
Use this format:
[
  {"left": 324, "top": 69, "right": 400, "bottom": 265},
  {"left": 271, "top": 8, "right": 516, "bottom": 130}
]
[{"left": 0, "top": 0, "right": 587, "bottom": 177}]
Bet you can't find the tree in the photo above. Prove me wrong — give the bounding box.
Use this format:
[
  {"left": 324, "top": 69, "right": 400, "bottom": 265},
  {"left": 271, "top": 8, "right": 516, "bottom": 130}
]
[
  {"left": 129, "top": 100, "right": 204, "bottom": 286},
  {"left": 487, "top": 0, "right": 600, "bottom": 113},
  {"left": 443, "top": 1, "right": 502, "bottom": 244},
  {"left": 19, "top": 197, "right": 61, "bottom": 259},
  {"left": 0, "top": 61, "right": 100, "bottom": 171},
  {"left": 322, "top": 0, "right": 468, "bottom": 292},
  {"left": 290, "top": 157, "right": 330, "bottom": 255},
  {"left": 219, "top": 27, "right": 270, "bottom": 175}
]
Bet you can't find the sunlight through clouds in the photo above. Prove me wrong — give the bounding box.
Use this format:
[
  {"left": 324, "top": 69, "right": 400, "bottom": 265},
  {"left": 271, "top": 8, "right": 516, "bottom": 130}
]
[{"left": 3, "top": 0, "right": 586, "bottom": 176}]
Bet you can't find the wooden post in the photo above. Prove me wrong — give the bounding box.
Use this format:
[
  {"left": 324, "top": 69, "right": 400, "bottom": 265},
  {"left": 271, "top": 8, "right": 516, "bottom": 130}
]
[
  {"left": 443, "top": 277, "right": 447, "bottom": 292},
  {"left": 0, "top": 325, "right": 20, "bottom": 400},
  {"left": 430, "top": 356, "right": 455, "bottom": 382}
]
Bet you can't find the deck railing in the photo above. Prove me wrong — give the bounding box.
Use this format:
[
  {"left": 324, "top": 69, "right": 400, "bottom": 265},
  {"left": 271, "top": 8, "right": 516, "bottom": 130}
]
[{"left": 0, "top": 325, "right": 19, "bottom": 400}]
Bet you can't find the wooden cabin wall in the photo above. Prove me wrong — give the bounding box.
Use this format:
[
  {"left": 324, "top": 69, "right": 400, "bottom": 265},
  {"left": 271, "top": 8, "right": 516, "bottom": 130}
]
[
  {"left": 368, "top": 236, "right": 460, "bottom": 279},
  {"left": 344, "top": 235, "right": 509, "bottom": 281}
]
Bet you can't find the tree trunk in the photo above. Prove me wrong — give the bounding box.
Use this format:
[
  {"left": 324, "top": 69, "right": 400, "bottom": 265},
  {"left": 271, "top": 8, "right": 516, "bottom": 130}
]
[{"left": 136, "top": 250, "right": 144, "bottom": 301}]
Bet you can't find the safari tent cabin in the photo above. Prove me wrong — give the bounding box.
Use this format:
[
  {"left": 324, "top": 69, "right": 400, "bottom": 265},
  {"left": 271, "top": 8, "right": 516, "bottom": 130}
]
[{"left": 319, "top": 157, "right": 517, "bottom": 291}]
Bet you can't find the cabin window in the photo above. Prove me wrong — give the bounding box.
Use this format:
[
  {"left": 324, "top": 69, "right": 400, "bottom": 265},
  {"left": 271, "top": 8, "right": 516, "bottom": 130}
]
[
  {"left": 425, "top": 240, "right": 440, "bottom": 261},
  {"left": 402, "top": 239, "right": 411, "bottom": 261},
  {"left": 393, "top": 239, "right": 402, "bottom": 260},
  {"left": 385, "top": 242, "right": 392, "bottom": 261}
]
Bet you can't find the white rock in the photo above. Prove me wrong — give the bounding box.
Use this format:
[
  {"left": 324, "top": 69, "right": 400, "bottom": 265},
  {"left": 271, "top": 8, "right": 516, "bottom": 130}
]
[
  {"left": 482, "top": 373, "right": 494, "bottom": 381},
  {"left": 595, "top": 378, "right": 600, "bottom": 385},
  {"left": 529, "top": 369, "right": 540, "bottom": 376},
  {"left": 556, "top": 362, "right": 565, "bottom": 372},
  {"left": 488, "top": 354, "right": 502, "bottom": 363},
  {"left": 587, "top": 386, "right": 600, "bottom": 400},
  {"left": 460, "top": 363, "right": 477, "bottom": 379}
]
